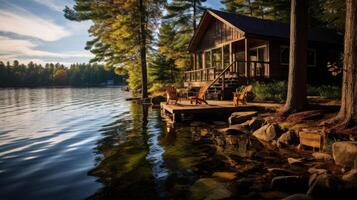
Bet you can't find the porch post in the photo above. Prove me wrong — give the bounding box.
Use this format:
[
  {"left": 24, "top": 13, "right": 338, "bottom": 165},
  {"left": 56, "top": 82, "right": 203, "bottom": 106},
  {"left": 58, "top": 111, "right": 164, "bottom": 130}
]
[
  {"left": 229, "top": 43, "right": 233, "bottom": 64},
  {"left": 221, "top": 47, "right": 224, "bottom": 70},
  {"left": 244, "top": 38, "right": 250, "bottom": 78}
]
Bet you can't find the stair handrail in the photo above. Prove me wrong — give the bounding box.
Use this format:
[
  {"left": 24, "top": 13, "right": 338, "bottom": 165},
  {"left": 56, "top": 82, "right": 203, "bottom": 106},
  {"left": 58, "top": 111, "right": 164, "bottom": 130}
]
[{"left": 207, "top": 60, "right": 238, "bottom": 88}]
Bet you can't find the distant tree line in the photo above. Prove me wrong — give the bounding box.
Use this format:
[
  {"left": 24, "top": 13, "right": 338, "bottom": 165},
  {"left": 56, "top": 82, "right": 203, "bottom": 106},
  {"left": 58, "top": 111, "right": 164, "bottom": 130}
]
[{"left": 0, "top": 61, "right": 126, "bottom": 87}]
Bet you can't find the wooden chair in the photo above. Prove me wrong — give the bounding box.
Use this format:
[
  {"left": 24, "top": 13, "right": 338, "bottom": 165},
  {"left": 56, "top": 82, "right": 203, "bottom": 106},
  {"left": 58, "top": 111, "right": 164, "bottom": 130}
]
[
  {"left": 189, "top": 84, "right": 209, "bottom": 104},
  {"left": 166, "top": 86, "right": 179, "bottom": 105},
  {"left": 233, "top": 85, "right": 253, "bottom": 106}
]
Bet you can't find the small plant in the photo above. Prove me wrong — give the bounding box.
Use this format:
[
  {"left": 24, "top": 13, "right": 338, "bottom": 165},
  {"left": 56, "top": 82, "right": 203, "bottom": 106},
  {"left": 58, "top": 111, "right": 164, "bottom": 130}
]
[{"left": 253, "top": 81, "right": 287, "bottom": 101}]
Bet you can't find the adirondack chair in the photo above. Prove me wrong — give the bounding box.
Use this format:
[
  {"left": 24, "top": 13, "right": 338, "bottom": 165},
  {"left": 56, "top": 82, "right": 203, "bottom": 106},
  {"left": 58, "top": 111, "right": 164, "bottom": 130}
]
[
  {"left": 189, "top": 84, "right": 209, "bottom": 104},
  {"left": 166, "top": 86, "right": 179, "bottom": 105},
  {"left": 233, "top": 85, "right": 253, "bottom": 106}
]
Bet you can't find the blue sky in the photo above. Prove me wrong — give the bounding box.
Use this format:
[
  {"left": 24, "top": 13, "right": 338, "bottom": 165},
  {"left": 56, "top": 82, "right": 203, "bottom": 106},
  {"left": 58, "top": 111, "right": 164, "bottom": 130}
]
[{"left": 0, "top": 0, "right": 222, "bottom": 66}]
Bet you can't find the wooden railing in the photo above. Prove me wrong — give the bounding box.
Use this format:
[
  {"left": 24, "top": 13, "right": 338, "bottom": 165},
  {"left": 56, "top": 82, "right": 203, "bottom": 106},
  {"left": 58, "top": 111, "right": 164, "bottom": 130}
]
[{"left": 184, "top": 60, "right": 270, "bottom": 83}]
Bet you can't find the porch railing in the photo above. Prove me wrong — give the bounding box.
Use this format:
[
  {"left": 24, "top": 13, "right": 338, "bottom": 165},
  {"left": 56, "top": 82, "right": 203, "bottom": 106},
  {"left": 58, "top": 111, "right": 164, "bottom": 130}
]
[{"left": 184, "top": 60, "right": 270, "bottom": 82}]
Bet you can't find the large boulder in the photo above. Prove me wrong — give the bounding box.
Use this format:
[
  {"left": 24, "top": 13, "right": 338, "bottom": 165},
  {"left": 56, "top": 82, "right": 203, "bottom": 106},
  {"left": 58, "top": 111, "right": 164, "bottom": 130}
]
[
  {"left": 342, "top": 169, "right": 357, "bottom": 184},
  {"left": 252, "top": 123, "right": 280, "bottom": 142},
  {"left": 221, "top": 124, "right": 250, "bottom": 135},
  {"left": 228, "top": 111, "right": 257, "bottom": 125},
  {"left": 248, "top": 117, "right": 264, "bottom": 130},
  {"left": 332, "top": 141, "right": 357, "bottom": 168},
  {"left": 277, "top": 130, "right": 299, "bottom": 147},
  {"left": 190, "top": 178, "right": 232, "bottom": 200}
]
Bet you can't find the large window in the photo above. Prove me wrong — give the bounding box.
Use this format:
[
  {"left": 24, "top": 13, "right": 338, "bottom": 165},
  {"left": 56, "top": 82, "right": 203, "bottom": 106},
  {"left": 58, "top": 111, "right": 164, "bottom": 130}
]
[
  {"left": 212, "top": 48, "right": 222, "bottom": 69},
  {"left": 205, "top": 51, "right": 211, "bottom": 68},
  {"left": 280, "top": 46, "right": 316, "bottom": 67},
  {"left": 197, "top": 52, "right": 203, "bottom": 69},
  {"left": 223, "top": 45, "right": 230, "bottom": 68}
]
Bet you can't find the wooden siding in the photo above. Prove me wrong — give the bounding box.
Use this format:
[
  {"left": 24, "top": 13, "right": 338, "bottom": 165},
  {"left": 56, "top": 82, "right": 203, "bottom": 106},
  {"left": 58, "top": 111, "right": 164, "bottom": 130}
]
[
  {"left": 268, "top": 39, "right": 342, "bottom": 84},
  {"left": 197, "top": 18, "right": 242, "bottom": 51}
]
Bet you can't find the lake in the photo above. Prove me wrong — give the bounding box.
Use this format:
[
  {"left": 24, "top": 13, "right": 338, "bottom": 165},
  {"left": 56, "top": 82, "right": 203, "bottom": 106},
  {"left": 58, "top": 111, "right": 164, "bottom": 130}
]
[
  {"left": 2, "top": 88, "right": 338, "bottom": 200},
  {"left": 0, "top": 88, "right": 223, "bottom": 200}
]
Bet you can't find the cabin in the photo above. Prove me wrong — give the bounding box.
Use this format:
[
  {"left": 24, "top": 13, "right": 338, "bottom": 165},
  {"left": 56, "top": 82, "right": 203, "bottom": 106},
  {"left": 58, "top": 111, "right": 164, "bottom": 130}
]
[{"left": 185, "top": 9, "right": 342, "bottom": 99}]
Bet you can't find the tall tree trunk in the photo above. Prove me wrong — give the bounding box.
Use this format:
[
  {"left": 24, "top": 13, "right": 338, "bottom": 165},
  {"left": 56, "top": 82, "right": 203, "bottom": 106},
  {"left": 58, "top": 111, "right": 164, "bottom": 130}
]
[
  {"left": 139, "top": 0, "right": 148, "bottom": 99},
  {"left": 193, "top": 0, "right": 197, "bottom": 32},
  {"left": 334, "top": 0, "right": 357, "bottom": 128},
  {"left": 280, "top": 0, "right": 308, "bottom": 115}
]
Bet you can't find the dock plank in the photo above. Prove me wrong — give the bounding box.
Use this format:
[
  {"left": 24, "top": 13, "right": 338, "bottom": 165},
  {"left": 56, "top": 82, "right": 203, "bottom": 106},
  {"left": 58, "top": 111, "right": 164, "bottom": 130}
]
[{"left": 160, "top": 100, "right": 281, "bottom": 122}]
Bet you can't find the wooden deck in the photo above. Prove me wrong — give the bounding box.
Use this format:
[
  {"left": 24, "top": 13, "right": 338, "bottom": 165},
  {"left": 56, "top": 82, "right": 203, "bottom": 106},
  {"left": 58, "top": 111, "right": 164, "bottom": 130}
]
[{"left": 160, "top": 100, "right": 281, "bottom": 122}]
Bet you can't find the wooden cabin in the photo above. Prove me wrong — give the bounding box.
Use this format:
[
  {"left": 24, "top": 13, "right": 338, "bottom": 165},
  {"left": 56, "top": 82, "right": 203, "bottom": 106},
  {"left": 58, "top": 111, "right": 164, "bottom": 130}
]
[{"left": 185, "top": 9, "right": 342, "bottom": 99}]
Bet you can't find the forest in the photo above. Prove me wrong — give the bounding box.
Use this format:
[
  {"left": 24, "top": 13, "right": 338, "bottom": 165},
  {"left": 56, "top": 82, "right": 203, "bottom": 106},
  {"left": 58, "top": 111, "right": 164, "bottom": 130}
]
[{"left": 0, "top": 61, "right": 125, "bottom": 87}]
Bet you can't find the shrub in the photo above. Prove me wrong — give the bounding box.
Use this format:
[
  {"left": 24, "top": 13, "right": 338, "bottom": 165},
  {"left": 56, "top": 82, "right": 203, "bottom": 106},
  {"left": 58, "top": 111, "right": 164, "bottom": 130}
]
[
  {"left": 251, "top": 82, "right": 341, "bottom": 101},
  {"left": 307, "top": 85, "right": 341, "bottom": 99},
  {"left": 252, "top": 81, "right": 287, "bottom": 101},
  {"left": 317, "top": 85, "right": 341, "bottom": 99}
]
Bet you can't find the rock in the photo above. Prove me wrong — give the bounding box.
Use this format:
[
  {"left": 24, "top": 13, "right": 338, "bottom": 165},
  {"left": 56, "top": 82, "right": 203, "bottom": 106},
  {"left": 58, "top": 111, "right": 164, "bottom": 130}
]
[
  {"left": 225, "top": 135, "right": 239, "bottom": 145},
  {"left": 312, "top": 152, "right": 332, "bottom": 161},
  {"left": 190, "top": 178, "right": 232, "bottom": 200},
  {"left": 332, "top": 141, "right": 357, "bottom": 168},
  {"left": 277, "top": 130, "right": 299, "bottom": 148},
  {"left": 228, "top": 111, "right": 258, "bottom": 125},
  {"left": 282, "top": 194, "right": 312, "bottom": 200},
  {"left": 271, "top": 175, "right": 307, "bottom": 192},
  {"left": 214, "top": 136, "right": 226, "bottom": 146},
  {"left": 307, "top": 174, "right": 340, "bottom": 197},
  {"left": 151, "top": 95, "right": 166, "bottom": 105},
  {"left": 308, "top": 168, "right": 327, "bottom": 175},
  {"left": 200, "top": 128, "right": 209, "bottom": 137},
  {"left": 190, "top": 121, "right": 207, "bottom": 127},
  {"left": 288, "top": 157, "right": 304, "bottom": 165},
  {"left": 267, "top": 168, "right": 296, "bottom": 176},
  {"left": 212, "top": 172, "right": 237, "bottom": 181},
  {"left": 223, "top": 124, "right": 249, "bottom": 135},
  {"left": 212, "top": 121, "right": 227, "bottom": 126},
  {"left": 248, "top": 117, "right": 264, "bottom": 130},
  {"left": 342, "top": 169, "right": 357, "bottom": 184},
  {"left": 252, "top": 124, "right": 280, "bottom": 142}
]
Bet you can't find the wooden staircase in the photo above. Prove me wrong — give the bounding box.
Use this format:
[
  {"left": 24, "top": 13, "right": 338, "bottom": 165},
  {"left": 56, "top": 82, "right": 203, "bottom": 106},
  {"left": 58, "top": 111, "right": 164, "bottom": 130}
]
[{"left": 207, "top": 76, "right": 245, "bottom": 100}]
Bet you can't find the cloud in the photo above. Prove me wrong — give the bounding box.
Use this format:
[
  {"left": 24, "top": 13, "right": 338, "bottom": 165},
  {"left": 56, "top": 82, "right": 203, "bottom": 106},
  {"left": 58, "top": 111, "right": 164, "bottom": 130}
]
[
  {"left": 0, "top": 36, "right": 92, "bottom": 59},
  {"left": 33, "top": 0, "right": 73, "bottom": 12},
  {"left": 0, "top": 6, "right": 71, "bottom": 41}
]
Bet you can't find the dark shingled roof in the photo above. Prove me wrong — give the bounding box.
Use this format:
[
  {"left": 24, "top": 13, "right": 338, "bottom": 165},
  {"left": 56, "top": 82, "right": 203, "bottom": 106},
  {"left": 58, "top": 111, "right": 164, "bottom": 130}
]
[{"left": 209, "top": 9, "right": 342, "bottom": 44}]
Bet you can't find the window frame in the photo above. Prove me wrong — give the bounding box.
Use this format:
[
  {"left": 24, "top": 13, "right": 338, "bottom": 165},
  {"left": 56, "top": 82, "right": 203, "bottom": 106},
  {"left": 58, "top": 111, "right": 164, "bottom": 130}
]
[{"left": 280, "top": 46, "right": 317, "bottom": 67}]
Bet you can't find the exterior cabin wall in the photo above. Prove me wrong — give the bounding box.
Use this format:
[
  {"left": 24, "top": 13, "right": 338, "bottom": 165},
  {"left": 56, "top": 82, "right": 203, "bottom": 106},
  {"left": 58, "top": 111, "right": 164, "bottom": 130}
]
[
  {"left": 269, "top": 39, "right": 342, "bottom": 84},
  {"left": 197, "top": 18, "right": 243, "bottom": 51}
]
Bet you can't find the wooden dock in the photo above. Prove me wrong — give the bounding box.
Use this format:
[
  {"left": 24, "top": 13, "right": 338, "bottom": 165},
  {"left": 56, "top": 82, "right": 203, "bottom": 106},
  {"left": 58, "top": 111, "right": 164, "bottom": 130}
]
[{"left": 160, "top": 100, "right": 281, "bottom": 122}]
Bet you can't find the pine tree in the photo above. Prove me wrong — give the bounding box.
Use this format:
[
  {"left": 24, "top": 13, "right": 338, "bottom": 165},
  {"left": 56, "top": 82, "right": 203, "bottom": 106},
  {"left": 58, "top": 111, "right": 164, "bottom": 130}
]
[
  {"left": 64, "top": 0, "right": 164, "bottom": 97},
  {"left": 163, "top": 0, "right": 206, "bottom": 70}
]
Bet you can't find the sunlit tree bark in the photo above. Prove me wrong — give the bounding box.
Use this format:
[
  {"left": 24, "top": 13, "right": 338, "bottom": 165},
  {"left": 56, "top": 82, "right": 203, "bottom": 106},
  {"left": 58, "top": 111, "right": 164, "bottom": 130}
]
[
  {"left": 333, "top": 0, "right": 357, "bottom": 128},
  {"left": 280, "top": 0, "right": 308, "bottom": 115}
]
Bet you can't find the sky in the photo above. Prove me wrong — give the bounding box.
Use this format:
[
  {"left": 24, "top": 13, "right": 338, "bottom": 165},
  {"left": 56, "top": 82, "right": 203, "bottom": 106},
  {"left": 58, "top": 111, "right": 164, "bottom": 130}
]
[{"left": 0, "top": 0, "right": 222, "bottom": 66}]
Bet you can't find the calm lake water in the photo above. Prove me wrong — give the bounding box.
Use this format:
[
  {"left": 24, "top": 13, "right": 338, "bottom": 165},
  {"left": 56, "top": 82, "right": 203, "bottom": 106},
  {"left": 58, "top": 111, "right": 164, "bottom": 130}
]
[
  {"left": 0, "top": 88, "right": 144, "bottom": 199},
  {"left": 0, "top": 88, "right": 221, "bottom": 200}
]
